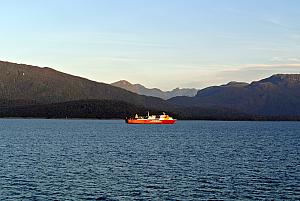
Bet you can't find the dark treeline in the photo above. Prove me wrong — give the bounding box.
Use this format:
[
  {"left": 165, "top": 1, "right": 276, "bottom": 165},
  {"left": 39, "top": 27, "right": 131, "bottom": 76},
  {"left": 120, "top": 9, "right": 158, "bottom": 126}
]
[
  {"left": 0, "top": 100, "right": 150, "bottom": 119},
  {"left": 1, "top": 99, "right": 299, "bottom": 121}
]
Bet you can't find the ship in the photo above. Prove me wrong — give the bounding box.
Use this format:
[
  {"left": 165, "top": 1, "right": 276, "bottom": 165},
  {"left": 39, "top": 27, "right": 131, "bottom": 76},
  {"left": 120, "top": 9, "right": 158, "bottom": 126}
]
[{"left": 125, "top": 112, "right": 176, "bottom": 124}]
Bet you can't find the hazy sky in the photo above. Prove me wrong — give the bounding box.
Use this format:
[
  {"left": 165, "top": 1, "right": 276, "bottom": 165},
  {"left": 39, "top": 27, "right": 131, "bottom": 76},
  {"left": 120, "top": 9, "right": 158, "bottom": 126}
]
[{"left": 1, "top": 0, "right": 300, "bottom": 90}]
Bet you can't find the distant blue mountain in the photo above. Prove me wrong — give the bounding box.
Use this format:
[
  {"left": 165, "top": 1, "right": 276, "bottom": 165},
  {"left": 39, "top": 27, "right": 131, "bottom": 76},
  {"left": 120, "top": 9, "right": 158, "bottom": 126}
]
[{"left": 111, "top": 80, "right": 198, "bottom": 100}]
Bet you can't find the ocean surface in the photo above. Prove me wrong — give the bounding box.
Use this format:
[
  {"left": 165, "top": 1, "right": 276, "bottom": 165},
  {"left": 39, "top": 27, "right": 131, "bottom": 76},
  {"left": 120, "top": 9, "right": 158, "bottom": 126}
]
[{"left": 0, "top": 119, "right": 299, "bottom": 200}]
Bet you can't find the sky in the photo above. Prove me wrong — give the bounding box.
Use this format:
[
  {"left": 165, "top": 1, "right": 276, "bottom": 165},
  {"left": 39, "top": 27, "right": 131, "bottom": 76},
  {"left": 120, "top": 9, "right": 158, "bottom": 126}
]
[{"left": 1, "top": 0, "right": 300, "bottom": 90}]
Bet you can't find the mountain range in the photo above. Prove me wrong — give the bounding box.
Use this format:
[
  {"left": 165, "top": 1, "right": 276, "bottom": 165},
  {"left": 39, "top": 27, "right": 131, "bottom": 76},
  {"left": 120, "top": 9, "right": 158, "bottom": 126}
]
[
  {"left": 168, "top": 74, "right": 300, "bottom": 116},
  {"left": 0, "top": 60, "right": 300, "bottom": 120},
  {"left": 0, "top": 61, "right": 170, "bottom": 109},
  {"left": 111, "top": 80, "right": 198, "bottom": 99}
]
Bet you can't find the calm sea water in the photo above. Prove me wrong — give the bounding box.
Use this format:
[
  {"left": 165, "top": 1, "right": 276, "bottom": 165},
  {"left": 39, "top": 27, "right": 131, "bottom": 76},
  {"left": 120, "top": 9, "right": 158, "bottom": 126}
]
[{"left": 0, "top": 119, "right": 299, "bottom": 200}]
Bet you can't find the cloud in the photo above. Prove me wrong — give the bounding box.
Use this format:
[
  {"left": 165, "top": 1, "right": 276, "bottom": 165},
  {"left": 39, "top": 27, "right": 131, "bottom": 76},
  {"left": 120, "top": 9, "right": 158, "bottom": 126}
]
[
  {"left": 287, "top": 58, "right": 300, "bottom": 62},
  {"left": 87, "top": 56, "right": 152, "bottom": 63},
  {"left": 270, "top": 57, "right": 284, "bottom": 62},
  {"left": 249, "top": 47, "right": 284, "bottom": 52},
  {"left": 241, "top": 63, "right": 300, "bottom": 68},
  {"left": 270, "top": 56, "right": 300, "bottom": 63},
  {"left": 181, "top": 62, "right": 300, "bottom": 89},
  {"left": 265, "top": 18, "right": 287, "bottom": 28},
  {"left": 290, "top": 33, "right": 300, "bottom": 39},
  {"left": 184, "top": 63, "right": 300, "bottom": 72},
  {"left": 215, "top": 65, "right": 300, "bottom": 84}
]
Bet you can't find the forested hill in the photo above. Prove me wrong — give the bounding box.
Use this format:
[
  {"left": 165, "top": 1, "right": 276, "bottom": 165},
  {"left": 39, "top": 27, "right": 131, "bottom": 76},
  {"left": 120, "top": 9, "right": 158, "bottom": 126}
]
[
  {"left": 168, "top": 74, "right": 300, "bottom": 116},
  {"left": 0, "top": 61, "right": 170, "bottom": 110}
]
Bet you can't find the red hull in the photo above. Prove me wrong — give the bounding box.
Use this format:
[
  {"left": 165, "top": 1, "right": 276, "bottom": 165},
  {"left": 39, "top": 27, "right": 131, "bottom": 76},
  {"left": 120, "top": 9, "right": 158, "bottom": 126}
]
[{"left": 126, "top": 119, "right": 176, "bottom": 124}]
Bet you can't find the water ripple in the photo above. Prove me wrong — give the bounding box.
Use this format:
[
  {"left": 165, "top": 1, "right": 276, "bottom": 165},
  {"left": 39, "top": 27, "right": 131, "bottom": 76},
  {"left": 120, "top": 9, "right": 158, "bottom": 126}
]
[{"left": 0, "top": 120, "right": 299, "bottom": 200}]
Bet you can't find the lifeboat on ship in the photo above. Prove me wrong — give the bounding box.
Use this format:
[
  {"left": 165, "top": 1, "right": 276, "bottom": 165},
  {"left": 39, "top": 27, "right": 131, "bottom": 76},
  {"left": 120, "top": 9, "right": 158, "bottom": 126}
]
[{"left": 125, "top": 112, "right": 176, "bottom": 124}]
